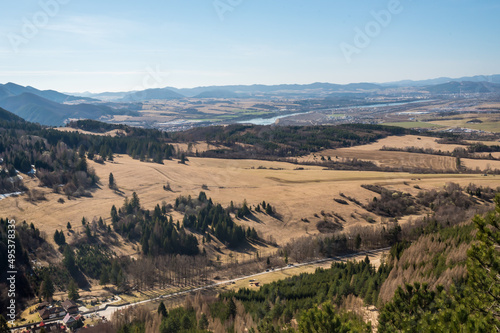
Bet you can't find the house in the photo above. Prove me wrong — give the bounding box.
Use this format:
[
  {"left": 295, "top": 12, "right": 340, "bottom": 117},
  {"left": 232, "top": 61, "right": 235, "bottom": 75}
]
[
  {"left": 62, "top": 299, "right": 79, "bottom": 314},
  {"left": 38, "top": 308, "right": 50, "bottom": 320},
  {"left": 38, "top": 306, "right": 65, "bottom": 320},
  {"left": 37, "top": 301, "right": 49, "bottom": 310},
  {"left": 62, "top": 313, "right": 76, "bottom": 326},
  {"left": 29, "top": 322, "right": 65, "bottom": 332},
  {"left": 50, "top": 306, "right": 65, "bottom": 318}
]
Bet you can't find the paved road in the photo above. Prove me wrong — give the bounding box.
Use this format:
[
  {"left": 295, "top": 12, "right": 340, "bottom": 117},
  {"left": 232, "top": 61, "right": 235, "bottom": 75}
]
[{"left": 97, "top": 247, "right": 391, "bottom": 320}]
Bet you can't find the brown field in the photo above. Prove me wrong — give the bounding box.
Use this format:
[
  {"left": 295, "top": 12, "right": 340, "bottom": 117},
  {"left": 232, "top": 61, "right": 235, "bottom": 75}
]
[
  {"left": 55, "top": 127, "right": 125, "bottom": 137},
  {"left": 173, "top": 141, "right": 229, "bottom": 154},
  {"left": 1, "top": 151, "right": 497, "bottom": 257},
  {"left": 462, "top": 158, "right": 500, "bottom": 172},
  {"left": 300, "top": 135, "right": 500, "bottom": 172},
  {"left": 342, "top": 135, "right": 467, "bottom": 152},
  {"left": 306, "top": 149, "right": 458, "bottom": 171}
]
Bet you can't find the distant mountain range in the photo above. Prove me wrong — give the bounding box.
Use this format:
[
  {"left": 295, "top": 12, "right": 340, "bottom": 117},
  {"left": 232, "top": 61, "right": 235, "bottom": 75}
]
[
  {"left": 120, "top": 88, "right": 185, "bottom": 102},
  {"left": 71, "top": 82, "right": 387, "bottom": 101},
  {"left": 384, "top": 74, "right": 500, "bottom": 87},
  {"left": 0, "top": 83, "right": 138, "bottom": 126},
  {"left": 68, "top": 75, "right": 500, "bottom": 102},
  {"left": 0, "top": 93, "right": 139, "bottom": 126},
  {"left": 0, "top": 82, "right": 96, "bottom": 103},
  {"left": 424, "top": 81, "right": 500, "bottom": 94}
]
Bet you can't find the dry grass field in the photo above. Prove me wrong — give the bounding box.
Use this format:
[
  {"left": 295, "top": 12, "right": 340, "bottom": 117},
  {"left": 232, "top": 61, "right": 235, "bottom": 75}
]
[
  {"left": 55, "top": 127, "right": 125, "bottom": 137},
  {"left": 300, "top": 135, "right": 500, "bottom": 172},
  {"left": 1, "top": 148, "right": 497, "bottom": 257},
  {"left": 344, "top": 135, "right": 466, "bottom": 152},
  {"left": 428, "top": 116, "right": 500, "bottom": 133}
]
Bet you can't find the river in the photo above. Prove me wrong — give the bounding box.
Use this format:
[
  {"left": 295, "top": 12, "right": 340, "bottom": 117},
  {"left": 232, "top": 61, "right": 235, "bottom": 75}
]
[{"left": 238, "top": 99, "right": 431, "bottom": 125}]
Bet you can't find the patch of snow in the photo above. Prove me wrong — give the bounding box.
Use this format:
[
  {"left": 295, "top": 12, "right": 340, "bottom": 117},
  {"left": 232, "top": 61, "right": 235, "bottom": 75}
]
[{"left": 0, "top": 191, "right": 23, "bottom": 200}]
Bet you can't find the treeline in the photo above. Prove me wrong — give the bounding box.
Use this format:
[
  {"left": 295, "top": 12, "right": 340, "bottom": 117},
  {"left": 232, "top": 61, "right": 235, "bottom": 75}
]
[
  {"left": 111, "top": 192, "right": 200, "bottom": 256},
  {"left": 381, "top": 144, "right": 500, "bottom": 161},
  {"left": 176, "top": 192, "right": 248, "bottom": 248},
  {"left": 0, "top": 219, "right": 42, "bottom": 316},
  {"left": 67, "top": 119, "right": 128, "bottom": 133},
  {"left": 173, "top": 124, "right": 410, "bottom": 158},
  {"left": 43, "top": 124, "right": 176, "bottom": 164}
]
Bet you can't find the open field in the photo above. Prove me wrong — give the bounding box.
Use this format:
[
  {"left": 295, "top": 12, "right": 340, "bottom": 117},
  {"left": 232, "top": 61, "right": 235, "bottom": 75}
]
[
  {"left": 55, "top": 127, "right": 125, "bottom": 137},
  {"left": 429, "top": 118, "right": 500, "bottom": 132},
  {"left": 307, "top": 149, "right": 459, "bottom": 171},
  {"left": 1, "top": 149, "right": 497, "bottom": 255},
  {"left": 382, "top": 122, "right": 444, "bottom": 129},
  {"left": 299, "top": 135, "right": 500, "bottom": 172},
  {"left": 334, "top": 135, "right": 468, "bottom": 152}
]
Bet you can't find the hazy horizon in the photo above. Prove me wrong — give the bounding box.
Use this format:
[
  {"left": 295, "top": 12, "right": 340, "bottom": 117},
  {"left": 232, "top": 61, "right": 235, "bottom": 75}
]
[
  {"left": 1, "top": 0, "right": 499, "bottom": 93},
  {"left": 1, "top": 71, "right": 500, "bottom": 95}
]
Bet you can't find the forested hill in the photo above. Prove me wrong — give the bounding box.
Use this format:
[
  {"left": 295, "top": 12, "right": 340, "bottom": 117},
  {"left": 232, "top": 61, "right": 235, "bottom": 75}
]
[
  {"left": 0, "top": 107, "right": 25, "bottom": 123},
  {"left": 173, "top": 123, "right": 412, "bottom": 158},
  {"left": 0, "top": 109, "right": 176, "bottom": 196}
]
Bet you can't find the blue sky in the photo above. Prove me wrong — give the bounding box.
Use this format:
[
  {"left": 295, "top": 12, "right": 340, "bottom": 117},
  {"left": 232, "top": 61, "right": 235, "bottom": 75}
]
[{"left": 0, "top": 0, "right": 499, "bottom": 93}]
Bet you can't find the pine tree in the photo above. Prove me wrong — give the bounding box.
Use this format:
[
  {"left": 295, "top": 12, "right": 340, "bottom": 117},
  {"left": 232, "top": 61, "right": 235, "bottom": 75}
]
[
  {"left": 108, "top": 172, "right": 115, "bottom": 190},
  {"left": 466, "top": 194, "right": 500, "bottom": 327},
  {"left": 130, "top": 192, "right": 140, "bottom": 210},
  {"left": 355, "top": 234, "right": 362, "bottom": 249},
  {"left": 0, "top": 314, "right": 10, "bottom": 333},
  {"left": 198, "top": 313, "right": 209, "bottom": 330},
  {"left": 87, "top": 146, "right": 95, "bottom": 160},
  {"left": 100, "top": 269, "right": 110, "bottom": 285},
  {"left": 225, "top": 298, "right": 236, "bottom": 320},
  {"left": 67, "top": 222, "right": 72, "bottom": 230},
  {"left": 40, "top": 273, "right": 55, "bottom": 301},
  {"left": 0, "top": 315, "right": 9, "bottom": 333},
  {"left": 111, "top": 205, "right": 118, "bottom": 224},
  {"left": 67, "top": 280, "right": 79, "bottom": 301},
  {"left": 266, "top": 203, "right": 274, "bottom": 215},
  {"left": 158, "top": 301, "right": 167, "bottom": 317},
  {"left": 63, "top": 245, "right": 77, "bottom": 276}
]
